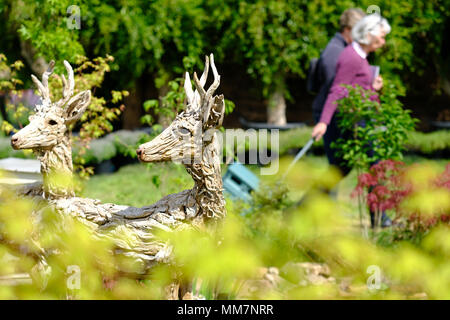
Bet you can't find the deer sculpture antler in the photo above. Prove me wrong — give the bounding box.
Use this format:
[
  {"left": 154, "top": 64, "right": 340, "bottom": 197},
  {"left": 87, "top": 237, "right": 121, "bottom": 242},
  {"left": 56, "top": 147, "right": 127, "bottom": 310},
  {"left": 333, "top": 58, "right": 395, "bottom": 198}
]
[
  {"left": 30, "top": 60, "right": 77, "bottom": 110},
  {"left": 30, "top": 60, "right": 55, "bottom": 105}
]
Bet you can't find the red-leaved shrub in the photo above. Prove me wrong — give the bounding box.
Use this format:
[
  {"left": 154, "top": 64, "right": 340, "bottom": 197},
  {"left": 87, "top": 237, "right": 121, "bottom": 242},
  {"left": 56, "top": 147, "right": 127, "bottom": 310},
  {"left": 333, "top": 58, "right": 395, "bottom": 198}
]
[{"left": 354, "top": 161, "right": 450, "bottom": 230}]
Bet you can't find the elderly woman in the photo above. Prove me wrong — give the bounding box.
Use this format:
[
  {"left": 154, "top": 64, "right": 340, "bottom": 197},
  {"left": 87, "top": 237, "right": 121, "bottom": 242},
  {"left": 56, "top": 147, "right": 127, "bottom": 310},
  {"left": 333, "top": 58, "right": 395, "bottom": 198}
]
[
  {"left": 311, "top": 13, "right": 392, "bottom": 227},
  {"left": 312, "top": 13, "right": 390, "bottom": 142}
]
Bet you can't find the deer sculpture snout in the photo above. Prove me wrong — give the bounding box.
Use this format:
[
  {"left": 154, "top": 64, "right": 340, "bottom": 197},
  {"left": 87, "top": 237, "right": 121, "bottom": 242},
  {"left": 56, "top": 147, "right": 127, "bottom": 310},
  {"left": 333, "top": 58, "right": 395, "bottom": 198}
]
[
  {"left": 136, "top": 141, "right": 159, "bottom": 162},
  {"left": 10, "top": 130, "right": 33, "bottom": 150},
  {"left": 136, "top": 147, "right": 143, "bottom": 158},
  {"left": 10, "top": 135, "right": 19, "bottom": 149}
]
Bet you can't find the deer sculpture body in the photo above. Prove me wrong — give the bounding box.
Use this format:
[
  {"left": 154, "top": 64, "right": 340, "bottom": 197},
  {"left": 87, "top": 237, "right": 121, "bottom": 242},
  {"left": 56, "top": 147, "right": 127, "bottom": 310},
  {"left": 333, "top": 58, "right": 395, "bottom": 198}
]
[{"left": 9, "top": 55, "right": 226, "bottom": 275}]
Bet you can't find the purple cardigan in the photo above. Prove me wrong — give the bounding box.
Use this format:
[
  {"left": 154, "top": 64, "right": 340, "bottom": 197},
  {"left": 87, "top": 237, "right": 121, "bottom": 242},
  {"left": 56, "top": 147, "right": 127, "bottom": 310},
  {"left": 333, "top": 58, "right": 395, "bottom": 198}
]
[{"left": 319, "top": 44, "right": 375, "bottom": 125}]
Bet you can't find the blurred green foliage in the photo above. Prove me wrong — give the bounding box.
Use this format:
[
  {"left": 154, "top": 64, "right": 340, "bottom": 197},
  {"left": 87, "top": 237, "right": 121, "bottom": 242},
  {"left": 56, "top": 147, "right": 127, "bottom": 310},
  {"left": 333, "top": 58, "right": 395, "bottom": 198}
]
[
  {"left": 142, "top": 71, "right": 236, "bottom": 126},
  {"left": 0, "top": 54, "right": 26, "bottom": 134},
  {"left": 1, "top": 159, "right": 449, "bottom": 299},
  {"left": 1, "top": 0, "right": 448, "bottom": 118},
  {"left": 0, "top": 0, "right": 86, "bottom": 63}
]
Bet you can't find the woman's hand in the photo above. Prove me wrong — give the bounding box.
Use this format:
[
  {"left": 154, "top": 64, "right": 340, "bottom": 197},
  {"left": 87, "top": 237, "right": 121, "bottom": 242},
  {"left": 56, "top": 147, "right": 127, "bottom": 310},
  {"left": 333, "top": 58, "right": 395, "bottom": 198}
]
[
  {"left": 312, "top": 122, "right": 327, "bottom": 141},
  {"left": 373, "top": 75, "right": 383, "bottom": 91}
]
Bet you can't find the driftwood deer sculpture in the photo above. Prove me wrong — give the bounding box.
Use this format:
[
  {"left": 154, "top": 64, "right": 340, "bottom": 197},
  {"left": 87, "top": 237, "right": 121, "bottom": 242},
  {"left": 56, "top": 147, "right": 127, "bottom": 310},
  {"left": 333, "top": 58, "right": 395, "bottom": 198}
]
[
  {"left": 135, "top": 53, "right": 226, "bottom": 222},
  {"left": 11, "top": 60, "right": 90, "bottom": 199},
  {"left": 9, "top": 54, "right": 226, "bottom": 275}
]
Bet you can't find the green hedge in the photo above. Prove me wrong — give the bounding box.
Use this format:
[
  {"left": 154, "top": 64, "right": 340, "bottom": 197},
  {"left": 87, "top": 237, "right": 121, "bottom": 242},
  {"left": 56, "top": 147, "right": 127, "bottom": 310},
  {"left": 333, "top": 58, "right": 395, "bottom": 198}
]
[
  {"left": 72, "top": 130, "right": 152, "bottom": 164},
  {"left": 0, "top": 130, "right": 152, "bottom": 165},
  {"left": 278, "top": 128, "right": 450, "bottom": 157},
  {"left": 1, "top": 129, "right": 448, "bottom": 165},
  {"left": 222, "top": 128, "right": 450, "bottom": 158},
  {"left": 405, "top": 130, "right": 450, "bottom": 155}
]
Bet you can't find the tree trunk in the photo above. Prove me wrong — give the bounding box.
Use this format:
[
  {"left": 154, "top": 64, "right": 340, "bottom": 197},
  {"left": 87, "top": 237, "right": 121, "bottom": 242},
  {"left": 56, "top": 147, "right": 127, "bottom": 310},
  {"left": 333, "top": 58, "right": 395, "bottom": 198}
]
[
  {"left": 122, "top": 79, "right": 143, "bottom": 129},
  {"left": 267, "top": 79, "right": 287, "bottom": 125},
  {"left": 442, "top": 77, "right": 450, "bottom": 97},
  {"left": 157, "top": 83, "right": 172, "bottom": 127},
  {"left": 20, "top": 40, "right": 48, "bottom": 76}
]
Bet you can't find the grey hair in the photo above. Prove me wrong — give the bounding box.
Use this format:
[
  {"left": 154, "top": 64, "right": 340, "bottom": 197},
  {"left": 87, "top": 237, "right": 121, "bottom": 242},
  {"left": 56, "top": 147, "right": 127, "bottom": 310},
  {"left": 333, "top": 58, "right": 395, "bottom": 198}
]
[{"left": 352, "top": 13, "right": 391, "bottom": 45}]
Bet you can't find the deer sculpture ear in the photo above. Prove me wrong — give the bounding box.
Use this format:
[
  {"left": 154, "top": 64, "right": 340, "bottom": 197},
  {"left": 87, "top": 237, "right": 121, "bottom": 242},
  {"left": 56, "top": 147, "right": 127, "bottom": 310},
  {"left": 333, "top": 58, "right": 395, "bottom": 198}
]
[
  {"left": 64, "top": 90, "right": 91, "bottom": 125},
  {"left": 203, "top": 94, "right": 225, "bottom": 129}
]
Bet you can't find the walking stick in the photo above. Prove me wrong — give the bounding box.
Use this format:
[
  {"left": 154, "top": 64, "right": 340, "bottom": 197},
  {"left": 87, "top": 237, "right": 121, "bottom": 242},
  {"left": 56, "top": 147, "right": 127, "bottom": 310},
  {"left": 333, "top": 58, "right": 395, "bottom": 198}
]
[{"left": 282, "top": 138, "right": 315, "bottom": 180}]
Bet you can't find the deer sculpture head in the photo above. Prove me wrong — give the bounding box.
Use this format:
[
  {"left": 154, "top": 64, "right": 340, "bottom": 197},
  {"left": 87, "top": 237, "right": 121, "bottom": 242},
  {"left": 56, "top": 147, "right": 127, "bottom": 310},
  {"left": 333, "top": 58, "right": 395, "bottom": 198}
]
[
  {"left": 136, "top": 54, "right": 226, "bottom": 220},
  {"left": 11, "top": 60, "right": 91, "bottom": 199}
]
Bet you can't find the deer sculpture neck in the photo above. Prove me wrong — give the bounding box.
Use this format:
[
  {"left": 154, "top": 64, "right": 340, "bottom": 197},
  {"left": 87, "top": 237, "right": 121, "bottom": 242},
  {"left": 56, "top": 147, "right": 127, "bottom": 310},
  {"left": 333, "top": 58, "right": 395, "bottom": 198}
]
[
  {"left": 137, "top": 54, "right": 226, "bottom": 221},
  {"left": 11, "top": 60, "right": 91, "bottom": 200},
  {"left": 35, "top": 132, "right": 74, "bottom": 198},
  {"left": 185, "top": 132, "right": 225, "bottom": 219}
]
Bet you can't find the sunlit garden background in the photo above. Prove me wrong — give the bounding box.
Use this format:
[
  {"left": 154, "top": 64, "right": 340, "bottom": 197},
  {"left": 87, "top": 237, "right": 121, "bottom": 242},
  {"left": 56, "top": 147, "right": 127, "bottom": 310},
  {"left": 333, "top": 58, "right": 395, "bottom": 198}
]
[{"left": 0, "top": 0, "right": 449, "bottom": 299}]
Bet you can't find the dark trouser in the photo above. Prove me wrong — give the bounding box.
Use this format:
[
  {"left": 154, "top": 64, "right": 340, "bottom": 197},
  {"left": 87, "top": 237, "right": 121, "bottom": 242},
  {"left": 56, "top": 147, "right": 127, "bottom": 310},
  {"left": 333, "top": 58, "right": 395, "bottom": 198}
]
[
  {"left": 313, "top": 110, "right": 352, "bottom": 178},
  {"left": 313, "top": 110, "right": 389, "bottom": 227}
]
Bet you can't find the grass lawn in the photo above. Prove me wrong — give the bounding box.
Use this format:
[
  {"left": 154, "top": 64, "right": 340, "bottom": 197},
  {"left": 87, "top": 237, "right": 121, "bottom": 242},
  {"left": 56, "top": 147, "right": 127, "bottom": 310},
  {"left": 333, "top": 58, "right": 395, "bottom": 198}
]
[{"left": 80, "top": 162, "right": 193, "bottom": 207}]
